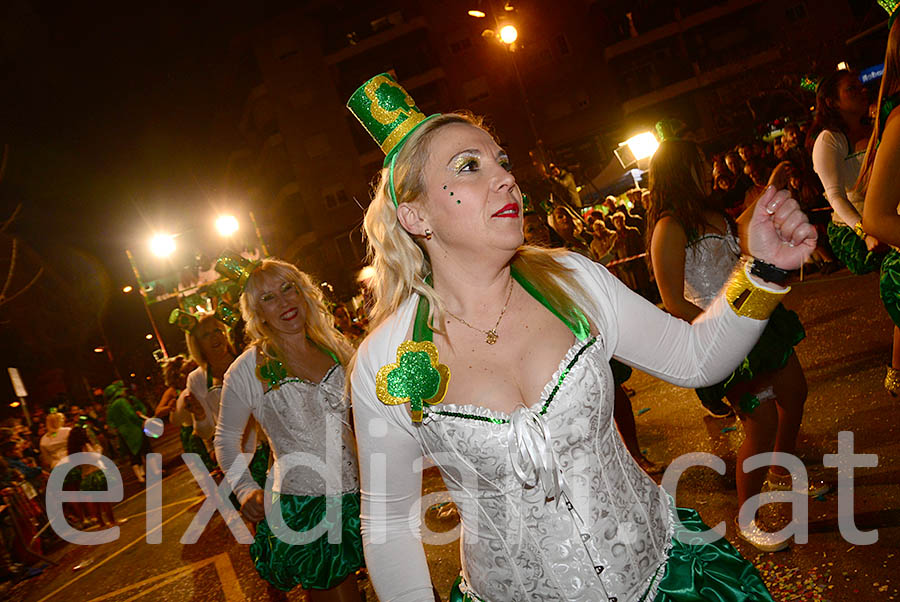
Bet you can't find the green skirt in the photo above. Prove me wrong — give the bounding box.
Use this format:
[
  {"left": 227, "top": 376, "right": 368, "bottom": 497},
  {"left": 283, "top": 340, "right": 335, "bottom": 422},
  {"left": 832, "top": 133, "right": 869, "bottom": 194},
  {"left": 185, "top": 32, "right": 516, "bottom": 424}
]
[
  {"left": 450, "top": 507, "right": 772, "bottom": 601},
  {"left": 826, "top": 222, "right": 884, "bottom": 275},
  {"left": 248, "top": 441, "right": 271, "bottom": 489},
  {"left": 250, "top": 491, "right": 364, "bottom": 591},
  {"left": 695, "top": 304, "right": 805, "bottom": 412},
  {"left": 179, "top": 425, "right": 216, "bottom": 472},
  {"left": 880, "top": 249, "right": 900, "bottom": 328}
]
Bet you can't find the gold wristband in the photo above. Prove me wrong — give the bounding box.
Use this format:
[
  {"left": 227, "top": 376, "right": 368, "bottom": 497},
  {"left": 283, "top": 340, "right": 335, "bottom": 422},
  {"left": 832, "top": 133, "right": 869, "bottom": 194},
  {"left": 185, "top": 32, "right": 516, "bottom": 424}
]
[
  {"left": 724, "top": 263, "right": 789, "bottom": 320},
  {"left": 853, "top": 220, "right": 866, "bottom": 239}
]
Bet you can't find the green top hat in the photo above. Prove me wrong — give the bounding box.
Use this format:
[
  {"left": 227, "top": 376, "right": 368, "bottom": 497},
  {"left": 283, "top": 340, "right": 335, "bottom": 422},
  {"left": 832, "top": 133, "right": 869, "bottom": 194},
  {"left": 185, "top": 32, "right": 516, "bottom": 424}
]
[
  {"left": 169, "top": 308, "right": 200, "bottom": 333},
  {"left": 347, "top": 73, "right": 440, "bottom": 206},
  {"left": 879, "top": 0, "right": 899, "bottom": 28},
  {"left": 215, "top": 252, "right": 260, "bottom": 290}
]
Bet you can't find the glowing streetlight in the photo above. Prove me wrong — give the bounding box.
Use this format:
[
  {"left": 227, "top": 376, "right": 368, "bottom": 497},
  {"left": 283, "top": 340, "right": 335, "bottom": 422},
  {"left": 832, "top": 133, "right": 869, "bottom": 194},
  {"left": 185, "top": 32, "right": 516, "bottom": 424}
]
[
  {"left": 499, "top": 24, "right": 518, "bottom": 44},
  {"left": 94, "top": 347, "right": 104, "bottom": 353},
  {"left": 10, "top": 401, "right": 20, "bottom": 408},
  {"left": 468, "top": 9, "right": 486, "bottom": 17},
  {"left": 145, "top": 333, "right": 153, "bottom": 340},
  {"left": 837, "top": 61, "right": 849, "bottom": 71},
  {"left": 122, "top": 285, "right": 133, "bottom": 293},
  {"left": 215, "top": 214, "right": 239, "bottom": 237},
  {"left": 624, "top": 132, "right": 660, "bottom": 161},
  {"left": 150, "top": 233, "right": 176, "bottom": 258}
]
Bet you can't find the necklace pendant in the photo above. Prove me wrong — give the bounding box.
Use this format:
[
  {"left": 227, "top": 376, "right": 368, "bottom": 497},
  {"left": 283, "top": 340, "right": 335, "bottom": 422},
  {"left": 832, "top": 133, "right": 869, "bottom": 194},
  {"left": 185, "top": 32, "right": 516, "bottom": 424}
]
[{"left": 485, "top": 330, "right": 498, "bottom": 345}]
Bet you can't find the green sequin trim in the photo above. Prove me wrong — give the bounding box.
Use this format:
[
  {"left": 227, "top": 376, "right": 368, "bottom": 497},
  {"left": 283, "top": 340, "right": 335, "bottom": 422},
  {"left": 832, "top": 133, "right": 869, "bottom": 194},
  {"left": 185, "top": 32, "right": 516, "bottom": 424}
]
[
  {"left": 427, "top": 337, "right": 596, "bottom": 423},
  {"left": 258, "top": 358, "right": 340, "bottom": 394}
]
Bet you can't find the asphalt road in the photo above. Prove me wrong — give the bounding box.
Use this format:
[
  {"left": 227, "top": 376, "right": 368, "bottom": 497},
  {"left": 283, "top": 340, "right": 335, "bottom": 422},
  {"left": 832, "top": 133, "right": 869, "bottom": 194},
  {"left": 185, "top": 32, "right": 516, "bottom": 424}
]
[{"left": 7, "top": 268, "right": 898, "bottom": 601}]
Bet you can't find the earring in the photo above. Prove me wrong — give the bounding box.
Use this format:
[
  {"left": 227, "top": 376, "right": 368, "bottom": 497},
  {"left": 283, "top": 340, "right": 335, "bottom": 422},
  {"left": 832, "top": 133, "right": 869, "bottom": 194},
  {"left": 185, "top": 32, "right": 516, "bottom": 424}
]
[{"left": 424, "top": 229, "right": 433, "bottom": 240}]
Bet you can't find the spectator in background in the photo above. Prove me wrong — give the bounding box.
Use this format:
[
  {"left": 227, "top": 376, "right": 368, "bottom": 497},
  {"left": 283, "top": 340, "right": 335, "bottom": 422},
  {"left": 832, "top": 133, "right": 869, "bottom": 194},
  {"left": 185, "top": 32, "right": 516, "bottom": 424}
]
[
  {"left": 333, "top": 303, "right": 366, "bottom": 347},
  {"left": 743, "top": 158, "right": 771, "bottom": 210},
  {"left": 38, "top": 412, "right": 70, "bottom": 472},
  {"left": 522, "top": 210, "right": 553, "bottom": 247},
  {"left": 547, "top": 204, "right": 593, "bottom": 258},
  {"left": 781, "top": 124, "right": 801, "bottom": 151},
  {"left": 589, "top": 218, "right": 618, "bottom": 262}
]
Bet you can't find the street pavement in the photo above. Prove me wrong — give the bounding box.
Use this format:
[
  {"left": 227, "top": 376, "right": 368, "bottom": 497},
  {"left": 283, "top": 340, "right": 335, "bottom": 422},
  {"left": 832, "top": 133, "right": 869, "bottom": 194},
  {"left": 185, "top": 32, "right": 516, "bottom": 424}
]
[{"left": 6, "top": 268, "right": 898, "bottom": 601}]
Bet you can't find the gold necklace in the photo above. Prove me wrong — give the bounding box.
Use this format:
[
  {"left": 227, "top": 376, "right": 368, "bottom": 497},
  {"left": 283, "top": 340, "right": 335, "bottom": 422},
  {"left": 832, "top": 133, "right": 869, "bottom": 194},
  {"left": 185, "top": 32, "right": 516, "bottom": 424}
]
[{"left": 445, "top": 278, "right": 514, "bottom": 345}]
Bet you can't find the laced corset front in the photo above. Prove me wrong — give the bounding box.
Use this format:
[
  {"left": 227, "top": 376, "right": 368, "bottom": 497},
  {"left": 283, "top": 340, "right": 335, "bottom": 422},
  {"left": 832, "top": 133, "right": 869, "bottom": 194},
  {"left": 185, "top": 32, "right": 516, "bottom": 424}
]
[
  {"left": 683, "top": 223, "right": 741, "bottom": 310},
  {"left": 415, "top": 337, "right": 673, "bottom": 602}
]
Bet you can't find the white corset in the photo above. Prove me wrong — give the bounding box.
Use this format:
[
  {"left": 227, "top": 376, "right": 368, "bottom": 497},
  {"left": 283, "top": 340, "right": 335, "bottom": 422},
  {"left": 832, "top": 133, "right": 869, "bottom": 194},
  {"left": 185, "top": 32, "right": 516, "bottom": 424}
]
[{"left": 683, "top": 225, "right": 741, "bottom": 310}]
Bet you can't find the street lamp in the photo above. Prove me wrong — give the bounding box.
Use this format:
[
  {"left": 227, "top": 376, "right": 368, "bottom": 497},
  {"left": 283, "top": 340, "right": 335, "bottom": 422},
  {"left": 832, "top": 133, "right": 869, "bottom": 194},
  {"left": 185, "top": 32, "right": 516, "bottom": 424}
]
[
  {"left": 93, "top": 347, "right": 104, "bottom": 353},
  {"left": 215, "top": 214, "right": 239, "bottom": 237},
  {"left": 468, "top": 9, "right": 486, "bottom": 17},
  {"left": 499, "top": 24, "right": 518, "bottom": 44},
  {"left": 149, "top": 233, "right": 176, "bottom": 258},
  {"left": 122, "top": 285, "right": 133, "bottom": 293},
  {"left": 145, "top": 334, "right": 153, "bottom": 340},
  {"left": 624, "top": 132, "right": 659, "bottom": 161}
]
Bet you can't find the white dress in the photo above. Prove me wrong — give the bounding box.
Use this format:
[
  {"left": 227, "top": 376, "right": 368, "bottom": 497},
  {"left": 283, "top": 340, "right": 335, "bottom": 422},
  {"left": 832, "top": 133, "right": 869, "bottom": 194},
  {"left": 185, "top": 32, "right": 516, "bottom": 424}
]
[
  {"left": 351, "top": 252, "right": 776, "bottom": 602},
  {"left": 215, "top": 347, "right": 359, "bottom": 506}
]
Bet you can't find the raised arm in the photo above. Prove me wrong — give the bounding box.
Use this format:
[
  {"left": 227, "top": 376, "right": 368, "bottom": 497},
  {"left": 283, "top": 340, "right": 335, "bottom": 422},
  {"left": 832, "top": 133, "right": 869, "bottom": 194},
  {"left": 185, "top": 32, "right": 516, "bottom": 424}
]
[
  {"left": 863, "top": 110, "right": 900, "bottom": 247},
  {"left": 351, "top": 349, "right": 434, "bottom": 602},
  {"left": 650, "top": 215, "right": 702, "bottom": 323},
  {"left": 603, "top": 188, "right": 813, "bottom": 386}
]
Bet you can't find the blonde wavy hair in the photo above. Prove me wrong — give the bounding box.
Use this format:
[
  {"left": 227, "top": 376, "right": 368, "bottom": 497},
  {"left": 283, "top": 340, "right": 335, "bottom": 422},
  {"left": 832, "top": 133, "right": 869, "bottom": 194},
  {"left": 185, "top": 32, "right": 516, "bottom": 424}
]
[
  {"left": 239, "top": 258, "right": 353, "bottom": 366},
  {"left": 185, "top": 314, "right": 233, "bottom": 372},
  {"left": 360, "top": 112, "right": 599, "bottom": 344}
]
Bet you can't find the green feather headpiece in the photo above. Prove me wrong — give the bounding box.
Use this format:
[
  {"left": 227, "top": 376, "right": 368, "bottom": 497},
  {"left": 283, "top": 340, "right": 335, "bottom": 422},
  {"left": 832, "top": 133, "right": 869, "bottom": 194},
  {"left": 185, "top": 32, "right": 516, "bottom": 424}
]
[{"left": 346, "top": 73, "right": 440, "bottom": 207}]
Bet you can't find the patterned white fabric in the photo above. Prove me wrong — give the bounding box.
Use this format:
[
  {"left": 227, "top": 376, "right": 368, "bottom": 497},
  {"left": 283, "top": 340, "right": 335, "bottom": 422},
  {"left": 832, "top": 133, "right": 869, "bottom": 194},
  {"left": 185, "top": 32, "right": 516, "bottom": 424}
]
[
  {"left": 215, "top": 347, "right": 359, "bottom": 505},
  {"left": 683, "top": 223, "right": 741, "bottom": 310},
  {"left": 352, "top": 252, "right": 770, "bottom": 602}
]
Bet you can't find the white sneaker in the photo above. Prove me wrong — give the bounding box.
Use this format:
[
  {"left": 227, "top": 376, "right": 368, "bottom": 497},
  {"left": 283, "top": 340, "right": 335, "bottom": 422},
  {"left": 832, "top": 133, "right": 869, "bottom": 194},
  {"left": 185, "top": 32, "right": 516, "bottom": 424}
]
[{"left": 735, "top": 517, "right": 790, "bottom": 553}]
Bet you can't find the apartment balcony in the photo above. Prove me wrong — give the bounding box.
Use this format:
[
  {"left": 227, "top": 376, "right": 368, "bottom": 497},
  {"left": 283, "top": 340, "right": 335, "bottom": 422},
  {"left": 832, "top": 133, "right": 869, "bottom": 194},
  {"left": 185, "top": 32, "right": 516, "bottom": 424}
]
[
  {"left": 621, "top": 47, "right": 780, "bottom": 114},
  {"left": 604, "top": 0, "right": 765, "bottom": 60},
  {"left": 325, "top": 16, "right": 428, "bottom": 65}
]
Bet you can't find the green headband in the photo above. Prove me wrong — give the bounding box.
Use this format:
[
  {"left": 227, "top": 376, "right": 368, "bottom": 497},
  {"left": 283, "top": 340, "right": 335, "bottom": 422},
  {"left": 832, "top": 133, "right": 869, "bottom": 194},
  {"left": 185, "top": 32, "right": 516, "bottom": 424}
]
[
  {"left": 879, "top": 0, "right": 899, "bottom": 28},
  {"left": 346, "top": 73, "right": 440, "bottom": 207},
  {"left": 169, "top": 308, "right": 200, "bottom": 333}
]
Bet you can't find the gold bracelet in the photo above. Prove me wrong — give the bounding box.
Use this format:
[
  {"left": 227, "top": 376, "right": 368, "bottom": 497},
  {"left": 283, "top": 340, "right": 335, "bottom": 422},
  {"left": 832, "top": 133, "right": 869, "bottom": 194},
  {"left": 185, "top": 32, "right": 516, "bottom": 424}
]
[
  {"left": 724, "top": 263, "right": 789, "bottom": 320},
  {"left": 853, "top": 221, "right": 866, "bottom": 239}
]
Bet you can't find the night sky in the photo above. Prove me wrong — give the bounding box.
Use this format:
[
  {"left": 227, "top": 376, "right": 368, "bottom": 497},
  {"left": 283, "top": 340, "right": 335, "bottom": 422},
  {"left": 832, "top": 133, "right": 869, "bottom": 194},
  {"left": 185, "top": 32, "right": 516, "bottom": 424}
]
[{"left": 0, "top": 1, "right": 297, "bottom": 405}]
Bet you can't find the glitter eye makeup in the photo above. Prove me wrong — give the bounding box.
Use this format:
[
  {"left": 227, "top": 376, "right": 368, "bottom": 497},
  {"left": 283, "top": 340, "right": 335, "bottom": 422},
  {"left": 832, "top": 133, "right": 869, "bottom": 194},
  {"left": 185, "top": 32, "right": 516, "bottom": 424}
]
[{"left": 452, "top": 153, "right": 480, "bottom": 173}]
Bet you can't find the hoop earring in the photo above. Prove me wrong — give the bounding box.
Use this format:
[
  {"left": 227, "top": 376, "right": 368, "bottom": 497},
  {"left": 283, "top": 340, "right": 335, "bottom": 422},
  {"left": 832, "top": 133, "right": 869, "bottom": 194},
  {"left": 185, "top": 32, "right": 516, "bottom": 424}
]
[{"left": 424, "top": 229, "right": 433, "bottom": 240}]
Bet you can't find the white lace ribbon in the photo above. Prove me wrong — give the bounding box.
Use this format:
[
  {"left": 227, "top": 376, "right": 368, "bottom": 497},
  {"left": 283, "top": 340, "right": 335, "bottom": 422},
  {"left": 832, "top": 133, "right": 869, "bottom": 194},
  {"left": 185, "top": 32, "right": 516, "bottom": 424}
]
[{"left": 507, "top": 406, "right": 566, "bottom": 504}]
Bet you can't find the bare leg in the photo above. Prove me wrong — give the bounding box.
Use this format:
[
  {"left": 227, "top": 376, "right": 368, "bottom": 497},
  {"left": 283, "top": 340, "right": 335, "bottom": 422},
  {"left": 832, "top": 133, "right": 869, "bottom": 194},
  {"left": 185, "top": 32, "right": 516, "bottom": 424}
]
[
  {"left": 726, "top": 383, "right": 778, "bottom": 509},
  {"left": 768, "top": 354, "right": 808, "bottom": 474},
  {"left": 308, "top": 574, "right": 360, "bottom": 602}
]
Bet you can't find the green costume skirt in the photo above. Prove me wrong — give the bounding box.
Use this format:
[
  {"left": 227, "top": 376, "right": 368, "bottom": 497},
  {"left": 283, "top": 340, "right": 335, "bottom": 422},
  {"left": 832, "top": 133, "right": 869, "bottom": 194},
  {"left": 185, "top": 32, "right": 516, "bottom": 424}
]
[
  {"left": 695, "top": 304, "right": 804, "bottom": 413},
  {"left": 880, "top": 249, "right": 900, "bottom": 328},
  {"left": 179, "top": 425, "right": 216, "bottom": 472},
  {"left": 826, "top": 222, "right": 885, "bottom": 275},
  {"left": 248, "top": 441, "right": 271, "bottom": 489},
  {"left": 250, "top": 491, "right": 364, "bottom": 591},
  {"left": 450, "top": 507, "right": 772, "bottom": 601}
]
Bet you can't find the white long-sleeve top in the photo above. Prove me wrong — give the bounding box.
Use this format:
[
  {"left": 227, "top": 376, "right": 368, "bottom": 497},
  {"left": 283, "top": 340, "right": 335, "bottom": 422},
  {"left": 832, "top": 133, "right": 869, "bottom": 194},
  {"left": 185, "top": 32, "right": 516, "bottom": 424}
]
[
  {"left": 215, "top": 346, "right": 359, "bottom": 506},
  {"left": 351, "top": 252, "right": 776, "bottom": 602},
  {"left": 811, "top": 129, "right": 866, "bottom": 227}
]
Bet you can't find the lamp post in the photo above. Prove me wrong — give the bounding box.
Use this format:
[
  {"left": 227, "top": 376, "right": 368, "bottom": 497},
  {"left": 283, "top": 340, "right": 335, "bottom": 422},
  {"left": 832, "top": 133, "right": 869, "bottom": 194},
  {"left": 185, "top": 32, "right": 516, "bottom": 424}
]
[{"left": 125, "top": 247, "right": 170, "bottom": 359}]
